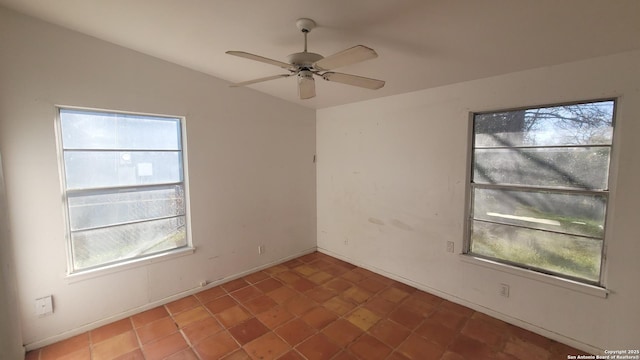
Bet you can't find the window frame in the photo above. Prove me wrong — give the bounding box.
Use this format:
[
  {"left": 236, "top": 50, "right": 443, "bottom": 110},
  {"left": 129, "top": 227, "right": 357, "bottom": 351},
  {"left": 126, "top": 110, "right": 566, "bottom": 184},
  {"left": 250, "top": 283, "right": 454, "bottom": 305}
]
[
  {"left": 463, "top": 98, "right": 617, "bottom": 287},
  {"left": 55, "top": 106, "right": 193, "bottom": 275}
]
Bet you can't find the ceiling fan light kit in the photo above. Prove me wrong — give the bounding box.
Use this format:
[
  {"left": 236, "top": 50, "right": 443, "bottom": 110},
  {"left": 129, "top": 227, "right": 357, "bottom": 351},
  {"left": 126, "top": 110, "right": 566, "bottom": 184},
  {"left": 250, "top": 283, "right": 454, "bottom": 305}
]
[{"left": 226, "top": 18, "right": 385, "bottom": 99}]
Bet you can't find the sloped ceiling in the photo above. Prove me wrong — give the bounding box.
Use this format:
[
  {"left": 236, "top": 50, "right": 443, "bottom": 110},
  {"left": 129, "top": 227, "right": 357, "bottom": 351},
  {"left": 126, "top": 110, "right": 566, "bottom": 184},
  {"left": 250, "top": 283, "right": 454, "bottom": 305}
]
[{"left": 1, "top": 0, "right": 639, "bottom": 109}]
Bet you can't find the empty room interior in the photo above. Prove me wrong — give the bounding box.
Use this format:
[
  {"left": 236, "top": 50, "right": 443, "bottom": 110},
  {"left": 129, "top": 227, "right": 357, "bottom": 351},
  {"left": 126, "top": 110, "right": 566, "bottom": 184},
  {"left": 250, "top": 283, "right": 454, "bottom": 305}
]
[{"left": 1, "top": 1, "right": 639, "bottom": 359}]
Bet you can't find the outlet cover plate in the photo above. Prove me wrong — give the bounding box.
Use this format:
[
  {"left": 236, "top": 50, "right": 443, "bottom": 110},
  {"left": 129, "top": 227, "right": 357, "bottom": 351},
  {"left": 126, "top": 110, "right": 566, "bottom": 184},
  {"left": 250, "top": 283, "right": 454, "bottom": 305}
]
[{"left": 35, "top": 295, "right": 53, "bottom": 316}]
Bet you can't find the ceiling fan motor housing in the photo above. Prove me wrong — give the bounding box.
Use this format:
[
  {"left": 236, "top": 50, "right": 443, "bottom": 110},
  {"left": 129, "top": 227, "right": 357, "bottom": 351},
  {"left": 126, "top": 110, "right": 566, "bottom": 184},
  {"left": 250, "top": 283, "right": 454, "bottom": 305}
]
[
  {"left": 298, "top": 70, "right": 314, "bottom": 79},
  {"left": 287, "top": 52, "right": 324, "bottom": 68}
]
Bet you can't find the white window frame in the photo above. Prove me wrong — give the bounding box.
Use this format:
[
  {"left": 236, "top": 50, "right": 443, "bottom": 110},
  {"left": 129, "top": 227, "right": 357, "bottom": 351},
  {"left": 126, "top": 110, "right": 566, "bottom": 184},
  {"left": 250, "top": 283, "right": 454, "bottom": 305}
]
[
  {"left": 463, "top": 99, "right": 616, "bottom": 287},
  {"left": 56, "top": 106, "right": 193, "bottom": 276}
]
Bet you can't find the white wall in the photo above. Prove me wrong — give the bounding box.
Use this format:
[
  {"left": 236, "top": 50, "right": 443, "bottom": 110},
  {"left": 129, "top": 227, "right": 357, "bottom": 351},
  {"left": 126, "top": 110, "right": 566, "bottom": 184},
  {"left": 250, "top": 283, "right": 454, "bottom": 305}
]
[
  {"left": 317, "top": 51, "right": 640, "bottom": 352},
  {"left": 0, "top": 7, "right": 316, "bottom": 348},
  {"left": 0, "top": 153, "right": 24, "bottom": 360}
]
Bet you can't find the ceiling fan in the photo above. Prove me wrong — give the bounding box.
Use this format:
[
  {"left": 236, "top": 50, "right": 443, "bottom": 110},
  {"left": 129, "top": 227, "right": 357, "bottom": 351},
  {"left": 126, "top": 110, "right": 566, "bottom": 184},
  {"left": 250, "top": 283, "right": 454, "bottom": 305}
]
[{"left": 226, "top": 18, "right": 385, "bottom": 100}]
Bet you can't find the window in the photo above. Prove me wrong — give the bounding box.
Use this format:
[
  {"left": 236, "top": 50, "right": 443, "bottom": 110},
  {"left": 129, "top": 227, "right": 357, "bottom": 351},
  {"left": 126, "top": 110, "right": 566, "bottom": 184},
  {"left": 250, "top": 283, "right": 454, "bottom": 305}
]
[
  {"left": 58, "top": 108, "right": 190, "bottom": 273},
  {"left": 466, "top": 100, "right": 615, "bottom": 285}
]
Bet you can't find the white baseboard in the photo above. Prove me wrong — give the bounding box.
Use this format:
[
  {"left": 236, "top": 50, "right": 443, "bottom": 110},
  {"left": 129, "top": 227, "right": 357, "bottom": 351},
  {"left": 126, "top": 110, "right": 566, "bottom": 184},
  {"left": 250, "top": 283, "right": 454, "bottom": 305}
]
[
  {"left": 317, "top": 246, "right": 603, "bottom": 355},
  {"left": 25, "top": 246, "right": 317, "bottom": 351}
]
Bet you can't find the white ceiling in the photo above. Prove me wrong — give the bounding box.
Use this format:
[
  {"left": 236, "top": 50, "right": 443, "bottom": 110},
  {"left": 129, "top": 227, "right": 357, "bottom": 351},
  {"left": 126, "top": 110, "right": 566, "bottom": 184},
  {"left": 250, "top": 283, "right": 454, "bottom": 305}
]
[{"left": 1, "top": 0, "right": 639, "bottom": 109}]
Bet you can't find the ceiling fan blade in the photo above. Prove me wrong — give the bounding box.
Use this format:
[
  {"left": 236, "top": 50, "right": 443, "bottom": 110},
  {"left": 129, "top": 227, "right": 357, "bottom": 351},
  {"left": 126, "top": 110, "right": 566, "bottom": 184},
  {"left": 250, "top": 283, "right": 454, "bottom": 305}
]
[
  {"left": 322, "top": 72, "right": 385, "bottom": 90},
  {"left": 298, "top": 74, "right": 316, "bottom": 99},
  {"left": 226, "top": 51, "right": 293, "bottom": 70},
  {"left": 314, "top": 45, "right": 378, "bottom": 71},
  {"left": 230, "top": 74, "right": 291, "bottom": 87}
]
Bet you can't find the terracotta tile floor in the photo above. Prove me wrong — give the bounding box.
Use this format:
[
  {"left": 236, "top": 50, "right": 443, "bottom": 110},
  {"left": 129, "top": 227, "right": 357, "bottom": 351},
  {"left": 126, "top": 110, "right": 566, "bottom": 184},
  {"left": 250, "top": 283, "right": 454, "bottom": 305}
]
[{"left": 26, "top": 252, "right": 588, "bottom": 360}]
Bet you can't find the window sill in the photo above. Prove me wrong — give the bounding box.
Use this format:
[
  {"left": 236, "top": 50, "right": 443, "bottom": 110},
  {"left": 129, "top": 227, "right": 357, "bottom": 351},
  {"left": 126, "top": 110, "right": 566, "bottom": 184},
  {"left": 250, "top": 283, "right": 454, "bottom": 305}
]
[
  {"left": 66, "top": 247, "right": 196, "bottom": 284},
  {"left": 459, "top": 254, "right": 609, "bottom": 298}
]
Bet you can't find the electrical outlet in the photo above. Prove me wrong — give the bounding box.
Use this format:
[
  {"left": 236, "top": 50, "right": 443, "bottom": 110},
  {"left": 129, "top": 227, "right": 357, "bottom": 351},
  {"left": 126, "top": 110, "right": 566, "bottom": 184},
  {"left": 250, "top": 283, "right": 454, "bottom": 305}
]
[
  {"left": 258, "top": 245, "right": 264, "bottom": 255},
  {"left": 35, "top": 295, "right": 53, "bottom": 316},
  {"left": 446, "top": 241, "right": 455, "bottom": 253},
  {"left": 343, "top": 239, "right": 349, "bottom": 245},
  {"left": 499, "top": 284, "right": 510, "bottom": 298}
]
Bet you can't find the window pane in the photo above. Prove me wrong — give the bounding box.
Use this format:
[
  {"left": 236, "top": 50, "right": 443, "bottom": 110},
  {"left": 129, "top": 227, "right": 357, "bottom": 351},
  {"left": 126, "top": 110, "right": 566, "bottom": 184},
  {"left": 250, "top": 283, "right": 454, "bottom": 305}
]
[
  {"left": 71, "top": 216, "right": 187, "bottom": 270},
  {"left": 470, "top": 221, "right": 602, "bottom": 282},
  {"left": 64, "top": 151, "right": 182, "bottom": 189},
  {"left": 60, "top": 109, "right": 181, "bottom": 150},
  {"left": 68, "top": 185, "right": 185, "bottom": 231},
  {"left": 472, "top": 188, "right": 606, "bottom": 238},
  {"left": 474, "top": 101, "right": 614, "bottom": 147},
  {"left": 473, "top": 147, "right": 610, "bottom": 190}
]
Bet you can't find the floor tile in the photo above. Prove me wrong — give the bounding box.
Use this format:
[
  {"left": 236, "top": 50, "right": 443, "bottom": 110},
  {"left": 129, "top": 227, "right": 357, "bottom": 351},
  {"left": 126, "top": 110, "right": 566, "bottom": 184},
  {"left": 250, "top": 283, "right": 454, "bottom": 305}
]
[
  {"left": 194, "top": 286, "right": 226, "bottom": 303},
  {"left": 275, "top": 318, "right": 317, "bottom": 346},
  {"left": 275, "top": 270, "right": 302, "bottom": 284},
  {"left": 243, "top": 294, "right": 278, "bottom": 315},
  {"left": 300, "top": 306, "right": 338, "bottom": 330},
  {"left": 113, "top": 348, "right": 145, "bottom": 360},
  {"left": 341, "top": 286, "right": 373, "bottom": 304},
  {"left": 244, "top": 332, "right": 290, "bottom": 360},
  {"left": 194, "top": 331, "right": 239, "bottom": 360},
  {"left": 396, "top": 333, "right": 445, "bottom": 360},
  {"left": 216, "top": 305, "right": 252, "bottom": 328},
  {"left": 173, "top": 306, "right": 211, "bottom": 328},
  {"left": 142, "top": 332, "right": 188, "bottom": 359},
  {"left": 440, "top": 300, "right": 475, "bottom": 317},
  {"left": 228, "top": 317, "right": 269, "bottom": 345},
  {"left": 341, "top": 269, "right": 367, "bottom": 283},
  {"left": 461, "top": 317, "right": 506, "bottom": 348},
  {"left": 131, "top": 306, "right": 170, "bottom": 328},
  {"left": 166, "top": 296, "right": 199, "bottom": 315},
  {"left": 448, "top": 334, "right": 494, "bottom": 360},
  {"left": 254, "top": 278, "right": 283, "bottom": 293},
  {"left": 333, "top": 350, "right": 360, "bottom": 360},
  {"left": 136, "top": 317, "right": 178, "bottom": 344},
  {"left": 305, "top": 286, "right": 337, "bottom": 303},
  {"left": 31, "top": 252, "right": 585, "bottom": 360},
  {"left": 502, "top": 337, "right": 551, "bottom": 360},
  {"left": 295, "top": 333, "right": 341, "bottom": 360},
  {"left": 164, "top": 348, "right": 199, "bottom": 360},
  {"left": 91, "top": 331, "right": 138, "bottom": 360},
  {"left": 221, "top": 278, "right": 250, "bottom": 292},
  {"left": 293, "top": 264, "right": 318, "bottom": 277},
  {"left": 323, "top": 296, "right": 357, "bottom": 316},
  {"left": 90, "top": 318, "right": 132, "bottom": 344},
  {"left": 415, "top": 318, "right": 457, "bottom": 348},
  {"left": 321, "top": 319, "right": 363, "bottom": 347},
  {"left": 323, "top": 278, "right": 352, "bottom": 292},
  {"left": 283, "top": 295, "right": 317, "bottom": 316},
  {"left": 24, "top": 350, "right": 39, "bottom": 360},
  {"left": 364, "top": 296, "right": 397, "bottom": 316},
  {"left": 40, "top": 333, "right": 89, "bottom": 360},
  {"left": 256, "top": 306, "right": 295, "bottom": 330},
  {"left": 243, "top": 271, "right": 269, "bottom": 284},
  {"left": 266, "top": 286, "right": 298, "bottom": 304},
  {"left": 369, "top": 319, "right": 411, "bottom": 348},
  {"left": 204, "top": 295, "right": 238, "bottom": 314},
  {"left": 308, "top": 271, "right": 334, "bottom": 285},
  {"left": 276, "top": 350, "right": 305, "bottom": 360},
  {"left": 388, "top": 305, "right": 424, "bottom": 330},
  {"left": 263, "top": 264, "right": 288, "bottom": 275},
  {"left": 181, "top": 317, "right": 223, "bottom": 345},
  {"left": 290, "top": 278, "right": 316, "bottom": 292},
  {"left": 348, "top": 334, "right": 392, "bottom": 360},
  {"left": 379, "top": 287, "right": 410, "bottom": 303},
  {"left": 357, "top": 278, "right": 388, "bottom": 293},
  {"left": 231, "top": 285, "right": 263, "bottom": 303},
  {"left": 428, "top": 307, "right": 468, "bottom": 330},
  {"left": 221, "top": 349, "right": 252, "bottom": 360},
  {"left": 346, "top": 307, "right": 381, "bottom": 331}
]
